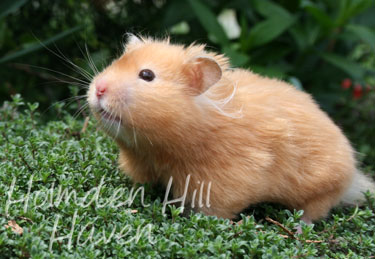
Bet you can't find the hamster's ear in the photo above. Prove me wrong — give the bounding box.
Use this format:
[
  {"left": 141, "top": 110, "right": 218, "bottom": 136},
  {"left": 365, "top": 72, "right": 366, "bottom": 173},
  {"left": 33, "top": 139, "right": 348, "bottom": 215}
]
[
  {"left": 183, "top": 57, "right": 222, "bottom": 95},
  {"left": 127, "top": 34, "right": 142, "bottom": 45},
  {"left": 124, "top": 34, "right": 143, "bottom": 51}
]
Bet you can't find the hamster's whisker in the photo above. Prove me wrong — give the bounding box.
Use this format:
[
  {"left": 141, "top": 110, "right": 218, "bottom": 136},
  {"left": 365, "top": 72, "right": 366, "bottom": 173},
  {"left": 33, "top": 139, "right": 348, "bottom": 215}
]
[
  {"left": 73, "top": 102, "right": 90, "bottom": 120},
  {"left": 108, "top": 110, "right": 116, "bottom": 129},
  {"left": 108, "top": 109, "right": 117, "bottom": 130},
  {"left": 35, "top": 35, "right": 93, "bottom": 81},
  {"left": 123, "top": 103, "right": 138, "bottom": 148},
  {"left": 59, "top": 95, "right": 88, "bottom": 106},
  {"left": 99, "top": 110, "right": 111, "bottom": 132},
  {"left": 44, "top": 79, "right": 89, "bottom": 89},
  {"left": 76, "top": 42, "right": 99, "bottom": 77},
  {"left": 115, "top": 112, "right": 122, "bottom": 140},
  {"left": 25, "top": 64, "right": 91, "bottom": 86},
  {"left": 52, "top": 43, "right": 94, "bottom": 81},
  {"left": 42, "top": 95, "right": 88, "bottom": 116},
  {"left": 85, "top": 43, "right": 99, "bottom": 75}
]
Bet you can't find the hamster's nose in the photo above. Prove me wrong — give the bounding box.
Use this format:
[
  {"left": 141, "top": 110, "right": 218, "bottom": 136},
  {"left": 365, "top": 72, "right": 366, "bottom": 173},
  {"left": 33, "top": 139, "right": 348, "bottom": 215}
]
[{"left": 95, "top": 78, "right": 107, "bottom": 97}]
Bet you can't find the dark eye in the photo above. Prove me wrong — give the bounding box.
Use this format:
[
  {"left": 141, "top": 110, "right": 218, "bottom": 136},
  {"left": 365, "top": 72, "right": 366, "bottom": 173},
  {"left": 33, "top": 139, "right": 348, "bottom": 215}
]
[{"left": 139, "top": 69, "right": 155, "bottom": 82}]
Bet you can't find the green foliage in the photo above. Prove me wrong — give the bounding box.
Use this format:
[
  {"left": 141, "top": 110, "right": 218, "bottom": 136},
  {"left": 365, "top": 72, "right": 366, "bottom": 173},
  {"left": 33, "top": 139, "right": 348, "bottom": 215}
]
[
  {"left": 0, "top": 0, "right": 27, "bottom": 19},
  {"left": 188, "top": 0, "right": 229, "bottom": 46},
  {"left": 341, "top": 92, "right": 375, "bottom": 169},
  {"left": 330, "top": 43, "right": 375, "bottom": 169},
  {"left": 0, "top": 26, "right": 82, "bottom": 64},
  {"left": 182, "top": 0, "right": 375, "bottom": 81},
  {"left": 0, "top": 0, "right": 97, "bottom": 108},
  {"left": 0, "top": 97, "right": 375, "bottom": 257}
]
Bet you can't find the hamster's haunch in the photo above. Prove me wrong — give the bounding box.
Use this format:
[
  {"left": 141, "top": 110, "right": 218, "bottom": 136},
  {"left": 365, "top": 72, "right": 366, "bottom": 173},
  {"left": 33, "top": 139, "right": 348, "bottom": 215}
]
[{"left": 87, "top": 35, "right": 375, "bottom": 223}]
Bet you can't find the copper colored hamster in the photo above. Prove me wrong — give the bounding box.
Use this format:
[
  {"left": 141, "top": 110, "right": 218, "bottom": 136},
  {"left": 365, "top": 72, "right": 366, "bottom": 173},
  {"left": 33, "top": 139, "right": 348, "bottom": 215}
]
[{"left": 87, "top": 35, "right": 374, "bottom": 224}]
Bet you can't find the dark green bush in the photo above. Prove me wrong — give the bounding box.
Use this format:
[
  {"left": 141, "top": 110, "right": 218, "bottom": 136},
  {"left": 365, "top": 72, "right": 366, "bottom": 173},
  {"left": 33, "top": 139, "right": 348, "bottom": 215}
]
[
  {"left": 332, "top": 43, "right": 375, "bottom": 168},
  {"left": 1, "top": 0, "right": 375, "bottom": 108}
]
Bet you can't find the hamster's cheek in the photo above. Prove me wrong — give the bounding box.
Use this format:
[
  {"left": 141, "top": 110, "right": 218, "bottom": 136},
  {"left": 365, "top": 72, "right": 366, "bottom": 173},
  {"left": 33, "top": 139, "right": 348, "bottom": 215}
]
[{"left": 87, "top": 84, "right": 99, "bottom": 110}]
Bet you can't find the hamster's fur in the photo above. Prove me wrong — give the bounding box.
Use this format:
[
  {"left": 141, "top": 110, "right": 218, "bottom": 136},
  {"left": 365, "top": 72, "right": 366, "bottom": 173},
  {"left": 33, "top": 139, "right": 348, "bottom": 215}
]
[{"left": 87, "top": 35, "right": 375, "bottom": 223}]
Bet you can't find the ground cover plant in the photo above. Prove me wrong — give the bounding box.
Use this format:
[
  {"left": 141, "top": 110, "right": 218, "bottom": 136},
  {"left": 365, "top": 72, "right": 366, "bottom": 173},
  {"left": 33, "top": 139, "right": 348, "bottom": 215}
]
[{"left": 2, "top": 0, "right": 375, "bottom": 110}]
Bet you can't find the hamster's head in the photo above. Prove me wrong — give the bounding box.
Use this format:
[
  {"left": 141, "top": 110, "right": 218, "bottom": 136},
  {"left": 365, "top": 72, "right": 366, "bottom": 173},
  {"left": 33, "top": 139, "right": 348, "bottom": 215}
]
[{"left": 87, "top": 35, "right": 227, "bottom": 146}]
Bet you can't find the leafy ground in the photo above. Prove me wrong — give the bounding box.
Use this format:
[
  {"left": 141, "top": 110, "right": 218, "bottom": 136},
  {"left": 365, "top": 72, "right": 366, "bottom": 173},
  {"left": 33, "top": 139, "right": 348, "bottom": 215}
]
[{"left": 1, "top": 95, "right": 375, "bottom": 258}]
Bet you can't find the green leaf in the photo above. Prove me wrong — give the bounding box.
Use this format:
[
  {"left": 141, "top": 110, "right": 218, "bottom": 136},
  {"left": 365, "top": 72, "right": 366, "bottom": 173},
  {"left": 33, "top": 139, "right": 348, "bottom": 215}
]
[
  {"left": 0, "top": 0, "right": 28, "bottom": 19},
  {"left": 0, "top": 26, "right": 82, "bottom": 64},
  {"left": 239, "top": 14, "right": 252, "bottom": 52},
  {"left": 252, "top": 0, "right": 292, "bottom": 19},
  {"left": 321, "top": 53, "right": 366, "bottom": 79},
  {"left": 251, "top": 65, "right": 286, "bottom": 79},
  {"left": 336, "top": 0, "right": 372, "bottom": 26},
  {"left": 347, "top": 24, "right": 375, "bottom": 52},
  {"left": 222, "top": 46, "right": 249, "bottom": 67},
  {"left": 163, "top": 1, "right": 194, "bottom": 27},
  {"left": 248, "top": 16, "right": 295, "bottom": 48},
  {"left": 251, "top": 0, "right": 296, "bottom": 49},
  {"left": 290, "top": 22, "right": 320, "bottom": 50},
  {"left": 303, "top": 2, "right": 334, "bottom": 29},
  {"left": 188, "top": 0, "right": 229, "bottom": 46}
]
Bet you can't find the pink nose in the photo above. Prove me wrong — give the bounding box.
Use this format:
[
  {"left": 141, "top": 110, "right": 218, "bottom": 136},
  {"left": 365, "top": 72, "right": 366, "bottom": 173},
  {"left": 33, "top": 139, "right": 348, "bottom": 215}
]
[{"left": 95, "top": 78, "right": 107, "bottom": 97}]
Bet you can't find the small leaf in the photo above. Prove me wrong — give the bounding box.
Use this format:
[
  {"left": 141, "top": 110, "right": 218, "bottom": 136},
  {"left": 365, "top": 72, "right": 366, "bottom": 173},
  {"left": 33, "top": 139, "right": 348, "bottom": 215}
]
[
  {"left": 222, "top": 46, "right": 249, "bottom": 67},
  {"left": 336, "top": 0, "right": 372, "bottom": 26},
  {"left": 0, "top": 25, "right": 82, "bottom": 64},
  {"left": 251, "top": 65, "right": 286, "bottom": 79},
  {"left": 321, "top": 53, "right": 366, "bottom": 79},
  {"left": 170, "top": 21, "right": 190, "bottom": 35},
  {"left": 188, "top": 0, "right": 229, "bottom": 46},
  {"left": 248, "top": 16, "right": 295, "bottom": 48},
  {"left": 290, "top": 23, "right": 320, "bottom": 50},
  {"left": 347, "top": 24, "right": 375, "bottom": 52},
  {"left": 289, "top": 27, "right": 308, "bottom": 50},
  {"left": 303, "top": 2, "right": 334, "bottom": 29},
  {"left": 0, "top": 0, "right": 27, "bottom": 19},
  {"left": 163, "top": 1, "right": 194, "bottom": 27},
  {"left": 27, "top": 102, "right": 39, "bottom": 112},
  {"left": 252, "top": 0, "right": 293, "bottom": 19}
]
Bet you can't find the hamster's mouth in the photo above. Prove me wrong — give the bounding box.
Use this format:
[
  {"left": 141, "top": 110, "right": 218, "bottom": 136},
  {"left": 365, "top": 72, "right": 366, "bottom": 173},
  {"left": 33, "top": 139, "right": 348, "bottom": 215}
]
[{"left": 98, "top": 108, "right": 122, "bottom": 123}]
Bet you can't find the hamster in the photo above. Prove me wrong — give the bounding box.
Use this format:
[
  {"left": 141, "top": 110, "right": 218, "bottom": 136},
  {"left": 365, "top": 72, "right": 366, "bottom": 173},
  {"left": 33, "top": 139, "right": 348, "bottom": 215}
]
[{"left": 87, "top": 35, "right": 375, "bottom": 224}]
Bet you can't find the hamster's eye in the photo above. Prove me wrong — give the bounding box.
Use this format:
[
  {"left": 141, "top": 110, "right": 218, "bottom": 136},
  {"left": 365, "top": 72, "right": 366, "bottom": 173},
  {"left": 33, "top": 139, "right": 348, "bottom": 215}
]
[{"left": 139, "top": 69, "right": 155, "bottom": 82}]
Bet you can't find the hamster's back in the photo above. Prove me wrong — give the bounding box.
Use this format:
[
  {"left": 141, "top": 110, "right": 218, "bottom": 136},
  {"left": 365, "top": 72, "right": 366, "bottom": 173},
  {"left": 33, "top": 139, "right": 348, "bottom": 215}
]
[{"left": 205, "top": 68, "right": 356, "bottom": 220}]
